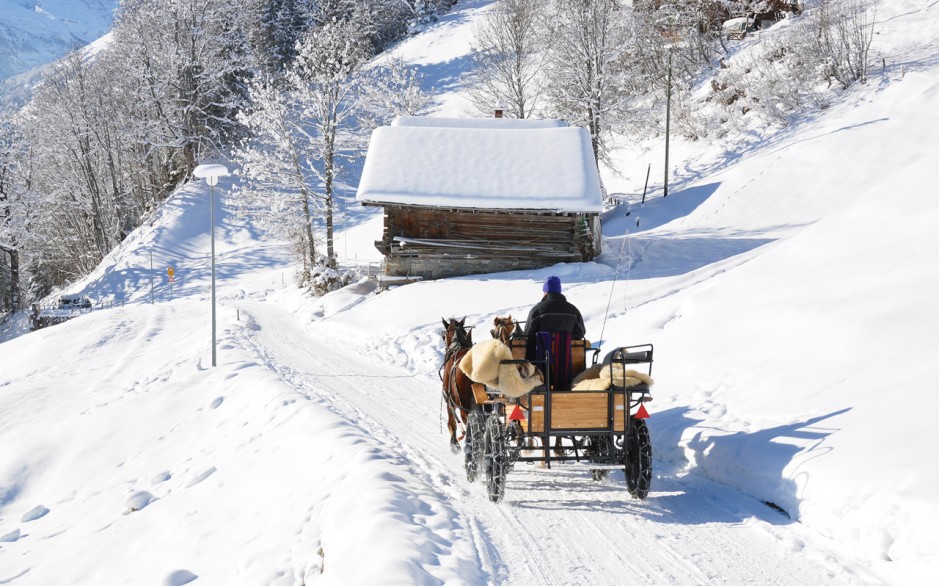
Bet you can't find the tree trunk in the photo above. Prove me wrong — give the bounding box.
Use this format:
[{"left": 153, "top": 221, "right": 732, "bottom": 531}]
[
  {"left": 0, "top": 245, "right": 18, "bottom": 311},
  {"left": 10, "top": 247, "right": 18, "bottom": 310},
  {"left": 324, "top": 136, "right": 336, "bottom": 268},
  {"left": 302, "top": 192, "right": 317, "bottom": 272}
]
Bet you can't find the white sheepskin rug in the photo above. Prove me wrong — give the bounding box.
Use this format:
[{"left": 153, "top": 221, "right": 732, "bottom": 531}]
[
  {"left": 459, "top": 339, "right": 543, "bottom": 398},
  {"left": 571, "top": 363, "right": 654, "bottom": 391}
]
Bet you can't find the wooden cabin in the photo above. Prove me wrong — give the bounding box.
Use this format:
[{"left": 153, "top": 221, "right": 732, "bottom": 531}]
[{"left": 356, "top": 117, "right": 604, "bottom": 280}]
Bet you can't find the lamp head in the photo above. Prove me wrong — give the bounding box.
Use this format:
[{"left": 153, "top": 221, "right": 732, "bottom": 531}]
[{"left": 193, "top": 164, "right": 230, "bottom": 186}]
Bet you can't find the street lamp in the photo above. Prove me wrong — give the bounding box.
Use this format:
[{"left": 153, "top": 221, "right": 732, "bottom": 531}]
[{"left": 193, "top": 163, "right": 230, "bottom": 367}]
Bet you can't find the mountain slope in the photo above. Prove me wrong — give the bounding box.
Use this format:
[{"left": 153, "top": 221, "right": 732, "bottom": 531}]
[
  {"left": 2, "top": 0, "right": 938, "bottom": 584},
  {"left": 0, "top": 0, "right": 116, "bottom": 81},
  {"left": 0, "top": 0, "right": 116, "bottom": 111}
]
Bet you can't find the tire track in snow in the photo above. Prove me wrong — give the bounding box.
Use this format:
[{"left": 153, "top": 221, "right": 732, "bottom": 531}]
[
  {"left": 231, "top": 301, "right": 496, "bottom": 583},
  {"left": 232, "top": 301, "right": 868, "bottom": 586}
]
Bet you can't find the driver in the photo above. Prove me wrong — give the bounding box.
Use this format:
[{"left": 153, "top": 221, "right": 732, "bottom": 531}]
[{"left": 524, "top": 275, "right": 586, "bottom": 361}]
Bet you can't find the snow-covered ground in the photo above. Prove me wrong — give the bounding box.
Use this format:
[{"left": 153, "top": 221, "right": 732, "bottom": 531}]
[{"left": 2, "top": 0, "right": 938, "bottom": 584}]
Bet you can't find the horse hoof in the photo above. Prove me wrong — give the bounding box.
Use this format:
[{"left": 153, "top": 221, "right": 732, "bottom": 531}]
[{"left": 450, "top": 442, "right": 461, "bottom": 454}]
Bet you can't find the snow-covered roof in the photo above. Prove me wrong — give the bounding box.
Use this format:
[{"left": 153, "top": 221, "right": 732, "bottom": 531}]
[
  {"left": 356, "top": 118, "right": 603, "bottom": 213},
  {"left": 391, "top": 116, "right": 569, "bottom": 129}
]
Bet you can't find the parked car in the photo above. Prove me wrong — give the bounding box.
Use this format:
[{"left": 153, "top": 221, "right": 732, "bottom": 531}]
[{"left": 58, "top": 295, "right": 92, "bottom": 310}]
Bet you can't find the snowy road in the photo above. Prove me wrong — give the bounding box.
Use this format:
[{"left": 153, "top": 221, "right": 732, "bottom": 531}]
[{"left": 234, "top": 300, "right": 869, "bottom": 585}]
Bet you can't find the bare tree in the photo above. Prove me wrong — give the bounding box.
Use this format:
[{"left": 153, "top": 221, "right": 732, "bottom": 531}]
[
  {"left": 465, "top": 0, "right": 545, "bottom": 119},
  {"left": 811, "top": 0, "right": 876, "bottom": 88},
  {"left": 0, "top": 127, "right": 19, "bottom": 310},
  {"left": 236, "top": 14, "right": 374, "bottom": 276},
  {"left": 543, "top": 0, "right": 630, "bottom": 164},
  {"left": 113, "top": 0, "right": 254, "bottom": 171},
  {"left": 704, "top": 0, "right": 875, "bottom": 130},
  {"left": 234, "top": 74, "right": 322, "bottom": 276},
  {"left": 359, "top": 57, "right": 430, "bottom": 131}
]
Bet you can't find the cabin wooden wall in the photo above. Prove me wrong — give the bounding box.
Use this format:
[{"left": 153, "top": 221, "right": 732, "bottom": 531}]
[{"left": 372, "top": 206, "right": 601, "bottom": 279}]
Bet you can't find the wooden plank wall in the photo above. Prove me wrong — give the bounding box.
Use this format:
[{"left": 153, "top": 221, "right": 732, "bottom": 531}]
[{"left": 376, "top": 206, "right": 598, "bottom": 279}]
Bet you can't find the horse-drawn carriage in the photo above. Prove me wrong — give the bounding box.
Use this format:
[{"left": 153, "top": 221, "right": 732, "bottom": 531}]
[{"left": 441, "top": 317, "right": 654, "bottom": 503}]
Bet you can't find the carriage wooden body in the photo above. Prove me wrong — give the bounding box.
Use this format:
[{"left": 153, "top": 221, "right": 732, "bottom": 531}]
[{"left": 465, "top": 338, "right": 655, "bottom": 503}]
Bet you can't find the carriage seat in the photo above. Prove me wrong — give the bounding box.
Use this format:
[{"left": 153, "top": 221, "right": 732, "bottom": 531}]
[
  {"left": 571, "top": 346, "right": 655, "bottom": 391},
  {"left": 508, "top": 336, "right": 592, "bottom": 391}
]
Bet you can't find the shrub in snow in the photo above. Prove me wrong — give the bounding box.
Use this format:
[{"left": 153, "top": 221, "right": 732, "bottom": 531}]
[
  {"left": 704, "top": 0, "right": 875, "bottom": 128},
  {"left": 309, "top": 263, "right": 365, "bottom": 297}
]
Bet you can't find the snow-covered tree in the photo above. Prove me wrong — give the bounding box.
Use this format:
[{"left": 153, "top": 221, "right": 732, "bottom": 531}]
[
  {"left": 543, "top": 0, "right": 631, "bottom": 164},
  {"left": 236, "top": 13, "right": 371, "bottom": 276},
  {"left": 810, "top": 0, "right": 875, "bottom": 89},
  {"left": 465, "top": 0, "right": 545, "bottom": 119},
  {"left": 0, "top": 126, "right": 19, "bottom": 311},
  {"left": 112, "top": 0, "right": 255, "bottom": 170},
  {"left": 256, "top": 0, "right": 319, "bottom": 69},
  {"left": 19, "top": 54, "right": 124, "bottom": 268},
  {"left": 0, "top": 0, "right": 261, "bottom": 298},
  {"left": 237, "top": 9, "right": 428, "bottom": 282},
  {"left": 358, "top": 57, "right": 430, "bottom": 131},
  {"left": 704, "top": 0, "right": 875, "bottom": 129},
  {"left": 234, "top": 74, "right": 322, "bottom": 277},
  {"left": 395, "top": 0, "right": 459, "bottom": 34}
]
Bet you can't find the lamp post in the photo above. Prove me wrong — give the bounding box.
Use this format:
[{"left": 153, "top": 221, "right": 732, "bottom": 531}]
[{"left": 193, "top": 163, "right": 230, "bottom": 367}]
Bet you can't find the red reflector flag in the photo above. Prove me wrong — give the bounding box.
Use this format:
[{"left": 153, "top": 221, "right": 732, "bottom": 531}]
[
  {"left": 634, "top": 404, "right": 650, "bottom": 419},
  {"left": 509, "top": 405, "right": 525, "bottom": 421}
]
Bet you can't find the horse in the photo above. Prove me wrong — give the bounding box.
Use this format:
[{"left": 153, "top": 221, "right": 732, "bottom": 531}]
[
  {"left": 440, "top": 317, "right": 476, "bottom": 453},
  {"left": 490, "top": 314, "right": 524, "bottom": 345}
]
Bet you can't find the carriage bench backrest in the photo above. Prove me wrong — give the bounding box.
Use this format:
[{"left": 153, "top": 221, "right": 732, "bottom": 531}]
[{"left": 508, "top": 337, "right": 591, "bottom": 389}]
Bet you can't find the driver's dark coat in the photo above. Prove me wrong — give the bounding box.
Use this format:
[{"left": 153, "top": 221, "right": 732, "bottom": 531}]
[{"left": 523, "top": 292, "right": 586, "bottom": 359}]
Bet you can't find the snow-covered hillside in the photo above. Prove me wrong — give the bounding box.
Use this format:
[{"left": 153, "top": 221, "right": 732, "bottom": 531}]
[
  {"left": 0, "top": 0, "right": 116, "bottom": 111},
  {"left": 2, "top": 0, "right": 937, "bottom": 584},
  {"left": 0, "top": 0, "right": 116, "bottom": 81}
]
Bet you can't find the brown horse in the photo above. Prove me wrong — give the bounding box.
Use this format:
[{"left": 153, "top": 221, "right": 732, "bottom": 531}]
[
  {"left": 490, "top": 314, "right": 524, "bottom": 345},
  {"left": 440, "top": 317, "right": 476, "bottom": 453}
]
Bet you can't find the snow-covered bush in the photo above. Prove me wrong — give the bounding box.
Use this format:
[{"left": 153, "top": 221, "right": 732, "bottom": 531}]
[
  {"left": 705, "top": 0, "right": 875, "bottom": 126},
  {"left": 308, "top": 262, "right": 366, "bottom": 296}
]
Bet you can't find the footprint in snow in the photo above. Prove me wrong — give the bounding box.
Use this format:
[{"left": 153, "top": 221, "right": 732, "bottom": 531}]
[
  {"left": 163, "top": 569, "right": 198, "bottom": 586},
  {"left": 0, "top": 528, "right": 22, "bottom": 542},
  {"left": 124, "top": 491, "right": 156, "bottom": 513},
  {"left": 184, "top": 467, "right": 216, "bottom": 488},
  {"left": 151, "top": 471, "right": 172, "bottom": 485},
  {"left": 21, "top": 505, "right": 49, "bottom": 522},
  {"left": 209, "top": 397, "right": 224, "bottom": 409}
]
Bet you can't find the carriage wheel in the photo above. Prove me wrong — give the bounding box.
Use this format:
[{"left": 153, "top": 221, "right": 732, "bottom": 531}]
[
  {"left": 624, "top": 419, "right": 652, "bottom": 499},
  {"left": 483, "top": 414, "right": 508, "bottom": 503},
  {"left": 464, "top": 408, "right": 485, "bottom": 483}
]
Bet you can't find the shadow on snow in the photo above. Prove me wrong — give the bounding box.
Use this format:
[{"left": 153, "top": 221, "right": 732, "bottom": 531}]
[{"left": 506, "top": 406, "right": 848, "bottom": 527}]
